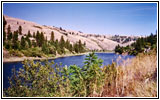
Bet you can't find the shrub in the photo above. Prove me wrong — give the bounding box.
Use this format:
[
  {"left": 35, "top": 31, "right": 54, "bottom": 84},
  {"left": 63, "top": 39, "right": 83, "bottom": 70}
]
[
  {"left": 82, "top": 52, "right": 104, "bottom": 96},
  {"left": 21, "top": 47, "right": 44, "bottom": 57},
  {"left": 4, "top": 52, "right": 105, "bottom": 97},
  {"left": 9, "top": 49, "right": 23, "bottom": 57}
]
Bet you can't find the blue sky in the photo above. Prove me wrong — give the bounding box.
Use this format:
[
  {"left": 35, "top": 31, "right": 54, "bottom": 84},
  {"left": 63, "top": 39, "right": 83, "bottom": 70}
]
[{"left": 3, "top": 3, "right": 157, "bottom": 36}]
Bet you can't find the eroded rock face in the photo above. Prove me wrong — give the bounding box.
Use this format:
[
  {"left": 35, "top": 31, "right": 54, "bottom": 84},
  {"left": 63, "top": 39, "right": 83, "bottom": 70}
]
[{"left": 4, "top": 15, "right": 136, "bottom": 51}]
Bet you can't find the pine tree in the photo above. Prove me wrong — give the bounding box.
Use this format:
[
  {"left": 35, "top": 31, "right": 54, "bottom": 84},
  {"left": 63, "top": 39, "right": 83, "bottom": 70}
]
[
  {"left": 55, "top": 39, "right": 59, "bottom": 49},
  {"left": 78, "top": 40, "right": 82, "bottom": 53},
  {"left": 18, "top": 25, "right": 22, "bottom": 35},
  {"left": 7, "top": 32, "right": 13, "bottom": 41},
  {"left": 40, "top": 32, "right": 45, "bottom": 47},
  {"left": 27, "top": 30, "right": 32, "bottom": 37},
  {"left": 60, "top": 36, "right": 65, "bottom": 47},
  {"left": 33, "top": 32, "right": 36, "bottom": 38},
  {"left": 7, "top": 25, "right": 11, "bottom": 35},
  {"left": 20, "top": 36, "right": 26, "bottom": 49},
  {"left": 36, "top": 31, "right": 40, "bottom": 47},
  {"left": 3, "top": 16, "right": 7, "bottom": 42},
  {"left": 26, "top": 35, "right": 32, "bottom": 48},
  {"left": 50, "top": 31, "right": 54, "bottom": 42},
  {"left": 69, "top": 44, "right": 73, "bottom": 52},
  {"left": 74, "top": 43, "right": 79, "bottom": 53},
  {"left": 12, "top": 31, "right": 19, "bottom": 49},
  {"left": 65, "top": 39, "right": 70, "bottom": 49},
  {"left": 59, "top": 36, "right": 65, "bottom": 54}
]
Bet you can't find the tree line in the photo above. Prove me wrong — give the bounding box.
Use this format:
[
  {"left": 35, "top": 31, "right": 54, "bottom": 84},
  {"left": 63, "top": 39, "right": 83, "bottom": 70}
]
[
  {"left": 3, "top": 16, "right": 86, "bottom": 57},
  {"left": 115, "top": 33, "right": 157, "bottom": 55}
]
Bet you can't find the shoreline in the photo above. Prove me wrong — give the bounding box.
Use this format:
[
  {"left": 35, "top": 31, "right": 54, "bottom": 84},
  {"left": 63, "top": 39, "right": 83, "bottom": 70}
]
[
  {"left": 3, "top": 52, "right": 89, "bottom": 63},
  {"left": 3, "top": 51, "right": 115, "bottom": 63}
]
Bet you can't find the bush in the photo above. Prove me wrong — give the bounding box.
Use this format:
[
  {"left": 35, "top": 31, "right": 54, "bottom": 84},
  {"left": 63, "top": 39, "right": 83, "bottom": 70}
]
[
  {"left": 4, "top": 52, "right": 105, "bottom": 97},
  {"left": 9, "top": 49, "right": 23, "bottom": 57},
  {"left": 21, "top": 47, "right": 44, "bottom": 57}
]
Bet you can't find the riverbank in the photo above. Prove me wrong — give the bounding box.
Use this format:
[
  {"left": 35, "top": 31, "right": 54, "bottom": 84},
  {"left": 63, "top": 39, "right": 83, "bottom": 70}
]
[
  {"left": 3, "top": 51, "right": 116, "bottom": 63},
  {"left": 3, "top": 52, "right": 89, "bottom": 63}
]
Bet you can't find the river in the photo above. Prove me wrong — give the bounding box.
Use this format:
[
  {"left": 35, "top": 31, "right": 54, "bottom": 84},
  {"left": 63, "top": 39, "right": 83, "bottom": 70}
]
[{"left": 3, "top": 53, "right": 134, "bottom": 89}]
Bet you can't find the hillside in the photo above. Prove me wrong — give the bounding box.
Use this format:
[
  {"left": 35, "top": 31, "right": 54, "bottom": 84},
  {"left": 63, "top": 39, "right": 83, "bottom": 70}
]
[{"left": 4, "top": 15, "right": 137, "bottom": 51}]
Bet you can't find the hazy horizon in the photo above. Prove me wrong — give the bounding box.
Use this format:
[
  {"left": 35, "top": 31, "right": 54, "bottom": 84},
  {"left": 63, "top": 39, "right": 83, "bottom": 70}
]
[{"left": 3, "top": 3, "right": 157, "bottom": 36}]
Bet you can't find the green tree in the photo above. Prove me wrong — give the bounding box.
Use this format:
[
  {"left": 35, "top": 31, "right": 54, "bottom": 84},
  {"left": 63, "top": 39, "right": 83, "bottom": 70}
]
[
  {"left": 74, "top": 43, "right": 79, "bottom": 53},
  {"left": 25, "top": 36, "right": 32, "bottom": 48},
  {"left": 65, "top": 39, "right": 70, "bottom": 49},
  {"left": 78, "top": 40, "right": 83, "bottom": 53},
  {"left": 82, "top": 52, "right": 104, "bottom": 96},
  {"left": 3, "top": 16, "right": 7, "bottom": 42},
  {"left": 20, "top": 36, "right": 26, "bottom": 49},
  {"left": 36, "top": 31, "right": 40, "bottom": 47},
  {"left": 7, "top": 32, "right": 13, "bottom": 41},
  {"left": 33, "top": 32, "right": 36, "bottom": 38},
  {"left": 7, "top": 25, "right": 13, "bottom": 41},
  {"left": 18, "top": 25, "right": 22, "bottom": 35},
  {"left": 115, "top": 44, "right": 123, "bottom": 54},
  {"left": 68, "top": 65, "right": 85, "bottom": 96},
  {"left": 7, "top": 25, "right": 11, "bottom": 35},
  {"left": 27, "top": 30, "right": 32, "bottom": 37},
  {"left": 12, "top": 31, "right": 19, "bottom": 49},
  {"left": 42, "top": 42, "right": 49, "bottom": 54},
  {"left": 40, "top": 32, "right": 45, "bottom": 46},
  {"left": 50, "top": 31, "right": 54, "bottom": 42},
  {"left": 59, "top": 36, "right": 65, "bottom": 54},
  {"left": 69, "top": 44, "right": 73, "bottom": 52}
]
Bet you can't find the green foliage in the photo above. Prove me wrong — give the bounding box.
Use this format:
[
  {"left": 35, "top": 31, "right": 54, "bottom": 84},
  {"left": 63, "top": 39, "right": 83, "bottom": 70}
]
[
  {"left": 59, "top": 36, "right": 65, "bottom": 54},
  {"left": 115, "top": 44, "right": 123, "bottom": 54},
  {"left": 5, "top": 41, "right": 12, "bottom": 50},
  {"left": 4, "top": 23, "right": 86, "bottom": 57},
  {"left": 25, "top": 35, "right": 32, "bottom": 48},
  {"left": 3, "top": 16, "right": 7, "bottom": 42},
  {"left": 20, "top": 36, "right": 26, "bottom": 49},
  {"left": 12, "top": 31, "right": 19, "bottom": 49},
  {"left": 73, "top": 40, "right": 86, "bottom": 53},
  {"left": 18, "top": 25, "right": 22, "bottom": 35},
  {"left": 4, "top": 52, "right": 105, "bottom": 97},
  {"left": 67, "top": 65, "right": 85, "bottom": 96},
  {"left": 27, "top": 30, "right": 32, "bottom": 37},
  {"left": 9, "top": 49, "right": 23, "bottom": 57},
  {"left": 82, "top": 52, "right": 104, "bottom": 96},
  {"left": 50, "top": 31, "right": 54, "bottom": 42},
  {"left": 35, "top": 31, "right": 40, "bottom": 47},
  {"left": 7, "top": 25, "right": 13, "bottom": 41},
  {"left": 7, "top": 25, "right": 11, "bottom": 35},
  {"left": 21, "top": 47, "right": 44, "bottom": 57},
  {"left": 115, "top": 33, "right": 157, "bottom": 55},
  {"left": 33, "top": 32, "right": 36, "bottom": 38},
  {"left": 7, "top": 32, "right": 13, "bottom": 41}
]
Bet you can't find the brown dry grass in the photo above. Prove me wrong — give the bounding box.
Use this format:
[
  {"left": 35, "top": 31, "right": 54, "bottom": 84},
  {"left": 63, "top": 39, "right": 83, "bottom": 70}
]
[{"left": 101, "top": 51, "right": 157, "bottom": 97}]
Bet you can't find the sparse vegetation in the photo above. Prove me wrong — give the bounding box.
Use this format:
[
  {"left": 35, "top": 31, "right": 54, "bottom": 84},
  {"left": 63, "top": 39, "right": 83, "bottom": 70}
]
[{"left": 3, "top": 16, "right": 86, "bottom": 58}]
